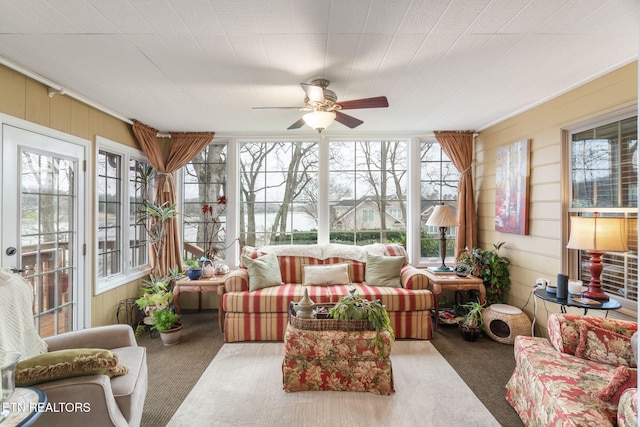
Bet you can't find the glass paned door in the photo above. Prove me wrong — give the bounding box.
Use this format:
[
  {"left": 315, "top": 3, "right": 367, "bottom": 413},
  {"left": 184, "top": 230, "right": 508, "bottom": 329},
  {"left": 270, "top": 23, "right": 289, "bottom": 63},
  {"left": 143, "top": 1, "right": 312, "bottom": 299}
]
[{"left": 2, "top": 124, "right": 87, "bottom": 337}]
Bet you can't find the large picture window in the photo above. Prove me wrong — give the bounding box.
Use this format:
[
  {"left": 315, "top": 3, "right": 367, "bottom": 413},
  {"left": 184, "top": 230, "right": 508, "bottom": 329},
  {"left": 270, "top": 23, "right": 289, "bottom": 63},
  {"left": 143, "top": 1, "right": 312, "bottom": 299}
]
[
  {"left": 95, "top": 137, "right": 151, "bottom": 294},
  {"left": 568, "top": 115, "right": 638, "bottom": 305},
  {"left": 239, "top": 141, "right": 318, "bottom": 247},
  {"left": 329, "top": 140, "right": 407, "bottom": 245},
  {"left": 183, "top": 137, "right": 458, "bottom": 266}
]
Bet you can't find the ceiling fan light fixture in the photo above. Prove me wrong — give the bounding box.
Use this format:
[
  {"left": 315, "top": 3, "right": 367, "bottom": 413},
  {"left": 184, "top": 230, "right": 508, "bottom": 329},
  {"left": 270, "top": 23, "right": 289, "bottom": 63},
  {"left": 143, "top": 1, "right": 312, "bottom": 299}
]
[{"left": 303, "top": 111, "right": 336, "bottom": 133}]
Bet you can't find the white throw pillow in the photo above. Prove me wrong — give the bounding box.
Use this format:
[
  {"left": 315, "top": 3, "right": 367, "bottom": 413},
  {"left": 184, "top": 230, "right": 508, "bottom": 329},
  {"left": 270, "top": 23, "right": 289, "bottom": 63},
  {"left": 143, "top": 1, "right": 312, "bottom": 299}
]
[{"left": 303, "top": 263, "right": 350, "bottom": 286}]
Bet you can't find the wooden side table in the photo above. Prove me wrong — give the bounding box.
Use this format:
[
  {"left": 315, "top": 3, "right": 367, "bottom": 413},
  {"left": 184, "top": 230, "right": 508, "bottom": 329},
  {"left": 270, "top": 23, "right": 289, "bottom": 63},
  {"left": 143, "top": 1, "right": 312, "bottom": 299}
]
[
  {"left": 173, "top": 273, "right": 230, "bottom": 332},
  {"left": 423, "top": 269, "right": 485, "bottom": 330}
]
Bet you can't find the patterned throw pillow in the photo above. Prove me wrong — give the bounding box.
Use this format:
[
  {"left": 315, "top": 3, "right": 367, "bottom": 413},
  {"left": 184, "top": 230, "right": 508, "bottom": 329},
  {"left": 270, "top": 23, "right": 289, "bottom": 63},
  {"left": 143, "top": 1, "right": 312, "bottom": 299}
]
[
  {"left": 575, "top": 321, "right": 636, "bottom": 367},
  {"left": 596, "top": 366, "right": 638, "bottom": 405}
]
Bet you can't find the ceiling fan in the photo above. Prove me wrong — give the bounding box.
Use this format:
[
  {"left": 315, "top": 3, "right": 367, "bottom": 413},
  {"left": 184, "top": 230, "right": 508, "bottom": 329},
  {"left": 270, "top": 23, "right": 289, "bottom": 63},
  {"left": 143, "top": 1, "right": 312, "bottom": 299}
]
[{"left": 252, "top": 79, "right": 389, "bottom": 132}]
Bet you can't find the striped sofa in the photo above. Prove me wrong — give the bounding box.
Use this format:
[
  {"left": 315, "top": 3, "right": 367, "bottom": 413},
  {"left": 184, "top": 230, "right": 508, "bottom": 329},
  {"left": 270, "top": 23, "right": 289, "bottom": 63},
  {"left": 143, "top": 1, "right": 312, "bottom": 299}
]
[{"left": 220, "top": 243, "right": 436, "bottom": 343}]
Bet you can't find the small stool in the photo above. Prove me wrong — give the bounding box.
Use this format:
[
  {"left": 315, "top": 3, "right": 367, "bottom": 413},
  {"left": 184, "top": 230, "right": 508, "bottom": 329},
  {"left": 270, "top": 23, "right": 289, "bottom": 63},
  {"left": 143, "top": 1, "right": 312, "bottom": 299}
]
[{"left": 482, "top": 304, "right": 531, "bottom": 344}]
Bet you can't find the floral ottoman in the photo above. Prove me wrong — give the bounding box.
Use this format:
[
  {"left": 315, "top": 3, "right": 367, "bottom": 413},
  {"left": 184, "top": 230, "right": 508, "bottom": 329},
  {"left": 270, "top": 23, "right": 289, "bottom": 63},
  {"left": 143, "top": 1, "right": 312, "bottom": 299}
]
[{"left": 282, "top": 324, "right": 394, "bottom": 395}]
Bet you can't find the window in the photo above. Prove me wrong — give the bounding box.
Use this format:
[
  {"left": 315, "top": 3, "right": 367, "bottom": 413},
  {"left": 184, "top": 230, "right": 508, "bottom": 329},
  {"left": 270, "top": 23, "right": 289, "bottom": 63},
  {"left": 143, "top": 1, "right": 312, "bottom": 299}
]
[
  {"left": 182, "top": 144, "right": 228, "bottom": 260},
  {"left": 239, "top": 141, "right": 318, "bottom": 247},
  {"left": 568, "top": 115, "right": 637, "bottom": 306},
  {"left": 95, "top": 137, "right": 151, "bottom": 293},
  {"left": 420, "top": 140, "right": 459, "bottom": 259},
  {"left": 190, "top": 136, "right": 457, "bottom": 265},
  {"left": 362, "top": 209, "right": 374, "bottom": 222},
  {"left": 329, "top": 140, "right": 407, "bottom": 245},
  {"left": 129, "top": 158, "right": 150, "bottom": 270},
  {"left": 97, "top": 151, "right": 122, "bottom": 278}
]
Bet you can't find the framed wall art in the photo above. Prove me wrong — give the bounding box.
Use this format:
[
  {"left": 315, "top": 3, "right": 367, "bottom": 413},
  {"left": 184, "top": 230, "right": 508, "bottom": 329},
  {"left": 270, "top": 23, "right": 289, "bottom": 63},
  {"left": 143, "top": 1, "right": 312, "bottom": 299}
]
[{"left": 495, "top": 139, "right": 530, "bottom": 235}]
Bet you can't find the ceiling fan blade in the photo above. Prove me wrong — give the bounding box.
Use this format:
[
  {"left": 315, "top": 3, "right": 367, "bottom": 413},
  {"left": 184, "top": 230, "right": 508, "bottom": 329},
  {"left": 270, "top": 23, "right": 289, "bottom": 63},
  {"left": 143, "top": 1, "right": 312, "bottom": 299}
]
[
  {"left": 300, "top": 83, "right": 325, "bottom": 103},
  {"left": 337, "top": 96, "right": 389, "bottom": 110},
  {"left": 335, "top": 111, "right": 364, "bottom": 129},
  {"left": 252, "top": 106, "right": 310, "bottom": 110},
  {"left": 287, "top": 118, "right": 306, "bottom": 130}
]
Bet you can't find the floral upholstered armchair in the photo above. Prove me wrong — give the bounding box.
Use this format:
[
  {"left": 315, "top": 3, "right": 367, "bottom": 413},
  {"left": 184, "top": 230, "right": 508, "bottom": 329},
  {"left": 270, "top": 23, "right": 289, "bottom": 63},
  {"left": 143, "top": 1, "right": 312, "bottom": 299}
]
[{"left": 506, "top": 313, "right": 637, "bottom": 427}]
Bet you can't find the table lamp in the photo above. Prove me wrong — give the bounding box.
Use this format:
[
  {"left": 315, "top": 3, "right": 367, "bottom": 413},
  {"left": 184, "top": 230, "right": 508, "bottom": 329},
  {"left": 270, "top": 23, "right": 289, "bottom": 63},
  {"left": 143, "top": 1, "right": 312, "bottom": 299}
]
[
  {"left": 566, "top": 213, "right": 627, "bottom": 301},
  {"left": 426, "top": 204, "right": 458, "bottom": 271}
]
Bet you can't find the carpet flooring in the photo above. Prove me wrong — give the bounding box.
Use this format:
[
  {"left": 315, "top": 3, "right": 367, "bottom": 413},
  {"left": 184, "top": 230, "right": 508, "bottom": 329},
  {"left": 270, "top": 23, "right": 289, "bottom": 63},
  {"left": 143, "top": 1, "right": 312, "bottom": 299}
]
[
  {"left": 137, "top": 310, "right": 524, "bottom": 427},
  {"left": 168, "top": 341, "right": 500, "bottom": 427}
]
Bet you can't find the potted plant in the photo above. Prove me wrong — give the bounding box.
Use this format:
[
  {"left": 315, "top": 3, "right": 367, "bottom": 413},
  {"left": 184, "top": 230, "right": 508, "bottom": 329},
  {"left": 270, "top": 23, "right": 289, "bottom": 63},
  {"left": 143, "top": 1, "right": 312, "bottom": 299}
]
[
  {"left": 151, "top": 309, "right": 183, "bottom": 346},
  {"left": 135, "top": 164, "right": 179, "bottom": 278},
  {"left": 456, "top": 242, "right": 511, "bottom": 305},
  {"left": 135, "top": 274, "right": 173, "bottom": 317},
  {"left": 329, "top": 289, "right": 395, "bottom": 352},
  {"left": 184, "top": 258, "right": 202, "bottom": 280},
  {"left": 453, "top": 262, "right": 471, "bottom": 278},
  {"left": 458, "top": 300, "right": 485, "bottom": 342}
]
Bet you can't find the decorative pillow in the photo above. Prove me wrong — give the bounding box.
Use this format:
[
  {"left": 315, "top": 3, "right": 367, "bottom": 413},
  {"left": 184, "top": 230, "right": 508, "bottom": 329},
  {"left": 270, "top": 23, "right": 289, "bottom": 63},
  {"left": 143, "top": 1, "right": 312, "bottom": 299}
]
[
  {"left": 243, "top": 252, "right": 282, "bottom": 291},
  {"left": 364, "top": 252, "right": 404, "bottom": 288},
  {"left": 239, "top": 245, "right": 262, "bottom": 269},
  {"left": 596, "top": 366, "right": 638, "bottom": 405},
  {"left": 15, "top": 348, "right": 129, "bottom": 387},
  {"left": 303, "top": 263, "right": 350, "bottom": 286},
  {"left": 575, "top": 321, "right": 636, "bottom": 367}
]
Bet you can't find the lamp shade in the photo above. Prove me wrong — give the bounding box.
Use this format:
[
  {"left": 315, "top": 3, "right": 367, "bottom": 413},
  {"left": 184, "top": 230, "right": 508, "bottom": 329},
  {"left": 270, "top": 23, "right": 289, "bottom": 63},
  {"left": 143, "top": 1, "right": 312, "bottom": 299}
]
[
  {"left": 426, "top": 205, "right": 458, "bottom": 227},
  {"left": 303, "top": 111, "right": 336, "bottom": 132},
  {"left": 566, "top": 216, "right": 628, "bottom": 252}
]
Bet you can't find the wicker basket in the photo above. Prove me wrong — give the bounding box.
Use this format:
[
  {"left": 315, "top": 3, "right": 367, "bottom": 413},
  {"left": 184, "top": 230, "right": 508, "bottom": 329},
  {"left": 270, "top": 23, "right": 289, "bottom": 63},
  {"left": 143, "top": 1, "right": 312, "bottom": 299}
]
[
  {"left": 288, "top": 302, "right": 374, "bottom": 332},
  {"left": 482, "top": 304, "right": 532, "bottom": 344}
]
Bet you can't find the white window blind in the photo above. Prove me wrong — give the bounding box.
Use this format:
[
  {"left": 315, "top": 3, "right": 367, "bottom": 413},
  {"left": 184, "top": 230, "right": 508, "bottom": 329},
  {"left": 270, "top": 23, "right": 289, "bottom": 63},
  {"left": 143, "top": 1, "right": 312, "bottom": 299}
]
[{"left": 570, "top": 116, "right": 637, "bottom": 303}]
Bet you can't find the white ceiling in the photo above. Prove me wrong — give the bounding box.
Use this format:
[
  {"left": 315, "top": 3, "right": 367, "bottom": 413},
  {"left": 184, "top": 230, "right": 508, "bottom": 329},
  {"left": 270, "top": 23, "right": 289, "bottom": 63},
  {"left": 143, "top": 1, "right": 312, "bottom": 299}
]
[{"left": 0, "top": 0, "right": 637, "bottom": 135}]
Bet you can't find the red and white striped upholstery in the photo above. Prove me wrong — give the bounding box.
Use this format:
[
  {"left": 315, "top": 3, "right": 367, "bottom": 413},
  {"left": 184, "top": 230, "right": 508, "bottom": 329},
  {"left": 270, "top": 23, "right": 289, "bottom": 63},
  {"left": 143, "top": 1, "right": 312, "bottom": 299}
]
[{"left": 221, "top": 243, "right": 434, "bottom": 342}]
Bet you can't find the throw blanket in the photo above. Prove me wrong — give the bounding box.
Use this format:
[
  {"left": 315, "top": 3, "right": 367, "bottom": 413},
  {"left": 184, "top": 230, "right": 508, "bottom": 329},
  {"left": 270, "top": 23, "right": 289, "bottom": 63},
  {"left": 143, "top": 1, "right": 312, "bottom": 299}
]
[
  {"left": 0, "top": 268, "right": 48, "bottom": 358},
  {"left": 258, "top": 243, "right": 397, "bottom": 263}
]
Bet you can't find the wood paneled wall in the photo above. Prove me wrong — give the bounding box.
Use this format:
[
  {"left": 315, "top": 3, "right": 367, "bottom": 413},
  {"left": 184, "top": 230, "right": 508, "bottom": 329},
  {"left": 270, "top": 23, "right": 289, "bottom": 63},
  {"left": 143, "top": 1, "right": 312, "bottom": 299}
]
[
  {"left": 475, "top": 62, "right": 638, "bottom": 335},
  {"left": 0, "top": 63, "right": 144, "bottom": 328}
]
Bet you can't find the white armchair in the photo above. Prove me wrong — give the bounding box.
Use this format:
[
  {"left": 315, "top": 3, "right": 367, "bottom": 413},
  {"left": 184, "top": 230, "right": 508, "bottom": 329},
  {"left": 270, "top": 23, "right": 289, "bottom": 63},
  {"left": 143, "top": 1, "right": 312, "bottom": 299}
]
[{"left": 0, "top": 269, "right": 148, "bottom": 427}]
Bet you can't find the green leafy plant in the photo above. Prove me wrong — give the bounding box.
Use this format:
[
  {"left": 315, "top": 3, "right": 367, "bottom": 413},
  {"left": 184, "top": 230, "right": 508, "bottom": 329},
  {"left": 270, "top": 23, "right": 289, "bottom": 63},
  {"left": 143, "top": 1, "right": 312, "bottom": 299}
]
[
  {"left": 150, "top": 309, "right": 181, "bottom": 332},
  {"left": 456, "top": 242, "right": 511, "bottom": 305},
  {"left": 329, "top": 289, "right": 395, "bottom": 352},
  {"left": 135, "top": 164, "right": 180, "bottom": 278},
  {"left": 184, "top": 258, "right": 199, "bottom": 269},
  {"left": 135, "top": 274, "right": 173, "bottom": 312},
  {"left": 459, "top": 299, "right": 485, "bottom": 329}
]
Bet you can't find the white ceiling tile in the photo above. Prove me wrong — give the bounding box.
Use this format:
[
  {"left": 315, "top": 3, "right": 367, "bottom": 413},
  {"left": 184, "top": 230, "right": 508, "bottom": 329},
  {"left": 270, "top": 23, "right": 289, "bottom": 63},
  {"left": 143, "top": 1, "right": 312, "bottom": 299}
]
[{"left": 0, "top": 0, "right": 635, "bottom": 133}]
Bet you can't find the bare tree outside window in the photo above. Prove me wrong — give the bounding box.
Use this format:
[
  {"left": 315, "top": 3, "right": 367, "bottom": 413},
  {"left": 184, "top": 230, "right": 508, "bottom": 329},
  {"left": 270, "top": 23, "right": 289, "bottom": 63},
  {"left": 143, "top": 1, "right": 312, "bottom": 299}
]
[
  {"left": 239, "top": 141, "right": 318, "bottom": 247},
  {"left": 183, "top": 144, "right": 227, "bottom": 261},
  {"left": 329, "top": 140, "right": 407, "bottom": 245}
]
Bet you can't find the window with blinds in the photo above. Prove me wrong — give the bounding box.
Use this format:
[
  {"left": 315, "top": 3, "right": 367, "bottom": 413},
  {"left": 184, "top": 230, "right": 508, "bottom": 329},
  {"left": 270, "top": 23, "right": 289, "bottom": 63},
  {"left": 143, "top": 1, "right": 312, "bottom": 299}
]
[{"left": 569, "top": 115, "right": 637, "bottom": 304}]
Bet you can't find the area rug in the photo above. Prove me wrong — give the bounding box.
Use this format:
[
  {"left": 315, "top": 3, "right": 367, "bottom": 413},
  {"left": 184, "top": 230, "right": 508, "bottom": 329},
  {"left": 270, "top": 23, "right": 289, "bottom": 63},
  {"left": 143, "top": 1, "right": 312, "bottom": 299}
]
[{"left": 167, "top": 341, "right": 500, "bottom": 427}]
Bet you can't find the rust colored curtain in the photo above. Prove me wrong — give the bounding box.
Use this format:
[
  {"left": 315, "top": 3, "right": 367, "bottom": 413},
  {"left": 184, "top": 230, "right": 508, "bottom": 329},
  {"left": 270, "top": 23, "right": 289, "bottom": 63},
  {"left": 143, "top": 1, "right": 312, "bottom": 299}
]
[
  {"left": 132, "top": 120, "right": 215, "bottom": 277},
  {"left": 434, "top": 131, "right": 477, "bottom": 256}
]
